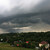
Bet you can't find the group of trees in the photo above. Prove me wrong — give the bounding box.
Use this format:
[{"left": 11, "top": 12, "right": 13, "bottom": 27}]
[{"left": 0, "top": 31, "right": 50, "bottom": 48}]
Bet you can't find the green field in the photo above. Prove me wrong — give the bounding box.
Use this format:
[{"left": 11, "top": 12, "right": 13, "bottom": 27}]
[{"left": 0, "top": 42, "right": 35, "bottom": 50}]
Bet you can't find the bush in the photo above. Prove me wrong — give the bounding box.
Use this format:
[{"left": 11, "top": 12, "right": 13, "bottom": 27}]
[{"left": 14, "top": 41, "right": 37, "bottom": 48}]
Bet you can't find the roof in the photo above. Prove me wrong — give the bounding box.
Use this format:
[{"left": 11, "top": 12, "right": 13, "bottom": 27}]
[{"left": 40, "top": 41, "right": 48, "bottom": 44}]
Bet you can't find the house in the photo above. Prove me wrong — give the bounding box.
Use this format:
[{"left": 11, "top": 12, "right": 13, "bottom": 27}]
[{"left": 39, "top": 41, "right": 49, "bottom": 50}]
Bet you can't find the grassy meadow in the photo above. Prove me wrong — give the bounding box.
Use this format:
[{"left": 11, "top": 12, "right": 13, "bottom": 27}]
[{"left": 0, "top": 42, "right": 35, "bottom": 50}]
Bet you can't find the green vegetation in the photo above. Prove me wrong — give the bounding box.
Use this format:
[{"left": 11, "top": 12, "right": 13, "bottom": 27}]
[
  {"left": 0, "top": 32, "right": 50, "bottom": 43},
  {"left": 0, "top": 31, "right": 50, "bottom": 49},
  {"left": 0, "top": 43, "right": 34, "bottom": 50}
]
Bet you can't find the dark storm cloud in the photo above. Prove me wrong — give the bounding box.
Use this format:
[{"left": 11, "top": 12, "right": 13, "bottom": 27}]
[
  {"left": 0, "top": 13, "right": 40, "bottom": 28},
  {"left": 0, "top": 11, "right": 50, "bottom": 26},
  {"left": 41, "top": 11, "right": 50, "bottom": 24},
  {"left": 0, "top": 0, "right": 50, "bottom": 33},
  {"left": 0, "top": 11, "right": 50, "bottom": 32}
]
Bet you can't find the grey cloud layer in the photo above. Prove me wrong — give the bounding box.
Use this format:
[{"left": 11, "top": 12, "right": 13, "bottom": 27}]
[
  {"left": 0, "top": 11, "right": 50, "bottom": 33},
  {"left": 0, "top": 0, "right": 50, "bottom": 33},
  {"left": 2, "top": 0, "right": 50, "bottom": 16}
]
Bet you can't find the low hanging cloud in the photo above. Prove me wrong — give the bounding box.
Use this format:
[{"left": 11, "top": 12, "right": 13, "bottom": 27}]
[{"left": 0, "top": 0, "right": 50, "bottom": 33}]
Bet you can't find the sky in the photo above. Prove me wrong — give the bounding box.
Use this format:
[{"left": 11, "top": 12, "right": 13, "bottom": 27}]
[{"left": 0, "top": 0, "right": 50, "bottom": 33}]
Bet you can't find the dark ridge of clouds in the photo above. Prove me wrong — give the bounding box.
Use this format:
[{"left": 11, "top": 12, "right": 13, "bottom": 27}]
[
  {"left": 0, "top": 11, "right": 50, "bottom": 31},
  {"left": 0, "top": 11, "right": 50, "bottom": 33},
  {"left": 0, "top": 11, "right": 50, "bottom": 24},
  {"left": 0, "top": 12, "right": 40, "bottom": 24},
  {"left": 0, "top": 10, "right": 50, "bottom": 24}
]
